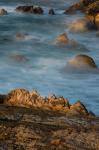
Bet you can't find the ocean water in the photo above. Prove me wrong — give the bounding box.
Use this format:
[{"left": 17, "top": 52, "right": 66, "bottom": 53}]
[{"left": 0, "top": 0, "right": 99, "bottom": 115}]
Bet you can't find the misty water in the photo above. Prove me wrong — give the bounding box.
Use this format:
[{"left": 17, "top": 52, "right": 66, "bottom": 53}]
[{"left": 0, "top": 0, "right": 99, "bottom": 115}]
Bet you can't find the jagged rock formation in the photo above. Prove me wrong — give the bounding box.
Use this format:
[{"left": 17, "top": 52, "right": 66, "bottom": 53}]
[
  {"left": 0, "top": 89, "right": 99, "bottom": 150},
  {"left": 1, "top": 88, "right": 92, "bottom": 115}
]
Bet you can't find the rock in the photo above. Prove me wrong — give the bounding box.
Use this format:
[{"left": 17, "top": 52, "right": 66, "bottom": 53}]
[
  {"left": 10, "top": 54, "right": 29, "bottom": 63},
  {"left": 15, "top": 5, "right": 34, "bottom": 13},
  {"left": 70, "top": 101, "right": 89, "bottom": 115},
  {"left": 33, "top": 6, "right": 43, "bottom": 14},
  {"left": 68, "top": 54, "right": 97, "bottom": 69},
  {"left": 69, "top": 18, "right": 94, "bottom": 32},
  {"left": 0, "top": 104, "right": 99, "bottom": 150},
  {"left": 15, "top": 5, "right": 43, "bottom": 14},
  {"left": 95, "top": 13, "right": 99, "bottom": 28},
  {"left": 49, "top": 9, "right": 55, "bottom": 15},
  {"left": 3, "top": 88, "right": 92, "bottom": 116},
  {"left": 56, "top": 33, "right": 69, "bottom": 44},
  {"left": 48, "top": 95, "right": 70, "bottom": 109},
  {"left": 0, "top": 8, "right": 7, "bottom": 15}
]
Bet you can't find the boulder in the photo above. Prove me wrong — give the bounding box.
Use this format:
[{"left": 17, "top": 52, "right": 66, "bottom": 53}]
[
  {"left": 16, "top": 5, "right": 43, "bottom": 14},
  {"left": 69, "top": 18, "right": 95, "bottom": 32},
  {"left": 0, "top": 8, "right": 7, "bottom": 15},
  {"left": 56, "top": 33, "right": 69, "bottom": 44},
  {"left": 49, "top": 9, "right": 55, "bottom": 15},
  {"left": 68, "top": 54, "right": 97, "bottom": 69}
]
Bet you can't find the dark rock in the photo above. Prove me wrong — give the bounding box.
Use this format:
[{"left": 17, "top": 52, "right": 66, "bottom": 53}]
[
  {"left": 49, "top": 9, "right": 55, "bottom": 15},
  {"left": 16, "top": 5, "right": 44, "bottom": 14},
  {"left": 0, "top": 9, "right": 7, "bottom": 15}
]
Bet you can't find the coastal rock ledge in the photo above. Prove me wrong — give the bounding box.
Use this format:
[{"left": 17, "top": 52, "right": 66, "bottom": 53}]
[{"left": 0, "top": 89, "right": 99, "bottom": 150}]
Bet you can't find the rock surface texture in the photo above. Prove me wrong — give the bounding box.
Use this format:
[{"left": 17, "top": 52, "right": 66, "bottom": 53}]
[{"left": 0, "top": 89, "right": 99, "bottom": 150}]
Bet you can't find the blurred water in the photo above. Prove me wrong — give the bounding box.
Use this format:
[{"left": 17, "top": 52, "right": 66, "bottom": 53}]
[{"left": 0, "top": 0, "right": 99, "bottom": 115}]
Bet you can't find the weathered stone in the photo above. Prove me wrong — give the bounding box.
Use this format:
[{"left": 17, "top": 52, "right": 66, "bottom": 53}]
[
  {"left": 56, "top": 33, "right": 69, "bottom": 44},
  {"left": 0, "top": 9, "right": 7, "bottom": 15},
  {"left": 68, "top": 54, "right": 97, "bottom": 69}
]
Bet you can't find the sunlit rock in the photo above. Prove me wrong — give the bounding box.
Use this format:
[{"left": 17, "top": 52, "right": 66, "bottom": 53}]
[
  {"left": 68, "top": 54, "right": 97, "bottom": 69},
  {"left": 69, "top": 18, "right": 94, "bottom": 32},
  {"left": 70, "top": 101, "right": 89, "bottom": 115},
  {"left": 56, "top": 33, "right": 69, "bottom": 44}
]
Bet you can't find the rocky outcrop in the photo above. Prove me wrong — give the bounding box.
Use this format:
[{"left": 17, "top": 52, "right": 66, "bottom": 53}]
[
  {"left": 68, "top": 54, "right": 97, "bottom": 69},
  {"left": 0, "top": 88, "right": 94, "bottom": 116},
  {"left": 0, "top": 99, "right": 99, "bottom": 150},
  {"left": 15, "top": 5, "right": 44, "bottom": 14},
  {"left": 0, "top": 8, "right": 7, "bottom": 15},
  {"left": 64, "top": 0, "right": 99, "bottom": 29}
]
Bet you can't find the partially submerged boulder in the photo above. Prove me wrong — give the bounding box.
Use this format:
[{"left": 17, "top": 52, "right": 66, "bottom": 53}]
[
  {"left": 49, "top": 9, "right": 55, "bottom": 15},
  {"left": 15, "top": 5, "right": 43, "bottom": 14},
  {"left": 56, "top": 33, "right": 69, "bottom": 44},
  {"left": 0, "top": 8, "right": 7, "bottom": 15},
  {"left": 68, "top": 54, "right": 97, "bottom": 69},
  {"left": 69, "top": 18, "right": 95, "bottom": 32}
]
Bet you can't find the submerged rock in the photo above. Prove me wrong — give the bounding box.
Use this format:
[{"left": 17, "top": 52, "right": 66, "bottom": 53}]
[
  {"left": 68, "top": 54, "right": 97, "bottom": 69},
  {"left": 15, "top": 5, "right": 43, "bottom": 14},
  {"left": 0, "top": 8, "right": 7, "bottom": 15}
]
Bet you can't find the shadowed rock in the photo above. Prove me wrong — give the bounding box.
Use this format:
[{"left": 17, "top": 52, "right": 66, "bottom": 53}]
[
  {"left": 0, "top": 8, "right": 7, "bottom": 15},
  {"left": 15, "top": 5, "right": 43, "bottom": 14}
]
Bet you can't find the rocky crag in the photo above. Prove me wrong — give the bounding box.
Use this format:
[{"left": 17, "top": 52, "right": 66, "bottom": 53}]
[{"left": 0, "top": 89, "right": 99, "bottom": 150}]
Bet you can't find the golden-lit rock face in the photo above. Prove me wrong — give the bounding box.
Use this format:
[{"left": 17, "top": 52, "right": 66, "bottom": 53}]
[
  {"left": 0, "top": 88, "right": 93, "bottom": 116},
  {"left": 68, "top": 54, "right": 97, "bottom": 69},
  {"left": 69, "top": 19, "right": 89, "bottom": 32}
]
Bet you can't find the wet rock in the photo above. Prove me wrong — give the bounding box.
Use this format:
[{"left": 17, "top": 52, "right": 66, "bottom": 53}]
[
  {"left": 15, "top": 5, "right": 43, "bottom": 14},
  {"left": 69, "top": 18, "right": 95, "bottom": 32},
  {"left": 0, "top": 8, "right": 7, "bottom": 15},
  {"left": 56, "top": 33, "right": 69, "bottom": 44},
  {"left": 68, "top": 54, "right": 97, "bottom": 69},
  {"left": 49, "top": 9, "right": 55, "bottom": 15},
  {"left": 33, "top": 6, "right": 43, "bottom": 14}
]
